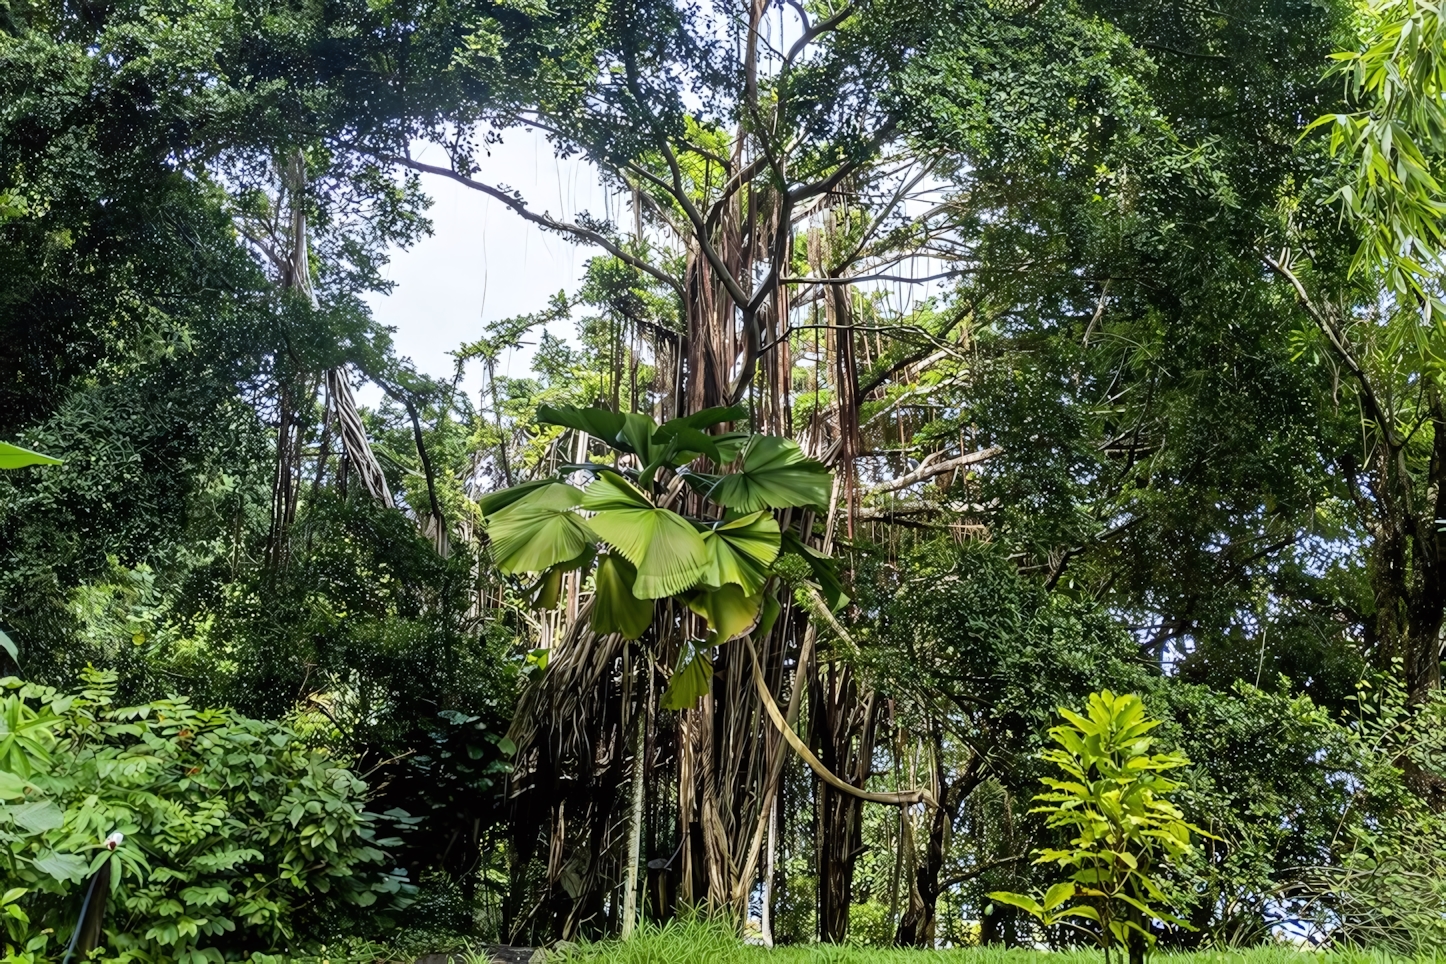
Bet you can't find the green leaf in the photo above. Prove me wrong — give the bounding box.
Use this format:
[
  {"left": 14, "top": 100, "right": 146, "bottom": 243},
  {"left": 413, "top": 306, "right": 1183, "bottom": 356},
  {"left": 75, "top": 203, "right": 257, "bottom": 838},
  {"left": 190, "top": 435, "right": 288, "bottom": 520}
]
[
  {"left": 477, "top": 479, "right": 562, "bottom": 516},
  {"left": 533, "top": 566, "right": 565, "bottom": 610},
  {"left": 484, "top": 483, "right": 595, "bottom": 574},
  {"left": 700, "top": 511, "right": 780, "bottom": 594},
  {"left": 1115, "top": 893, "right": 1158, "bottom": 918},
  {"left": 585, "top": 476, "right": 708, "bottom": 598},
  {"left": 987, "top": 890, "right": 1044, "bottom": 918},
  {"left": 687, "top": 584, "right": 764, "bottom": 641},
  {"left": 711, "top": 432, "right": 752, "bottom": 463},
  {"left": 618, "top": 412, "right": 659, "bottom": 463},
  {"left": 753, "top": 588, "right": 782, "bottom": 640},
  {"left": 1042, "top": 880, "right": 1075, "bottom": 911},
  {"left": 0, "top": 629, "right": 15, "bottom": 664},
  {"left": 31, "top": 851, "right": 88, "bottom": 884},
  {"left": 660, "top": 405, "right": 746, "bottom": 433},
  {"left": 0, "top": 442, "right": 61, "bottom": 470},
  {"left": 660, "top": 642, "right": 713, "bottom": 710},
  {"left": 652, "top": 406, "right": 747, "bottom": 464},
  {"left": 690, "top": 436, "right": 832, "bottom": 512},
  {"left": 9, "top": 801, "right": 62, "bottom": 833},
  {"left": 537, "top": 405, "right": 664, "bottom": 464},
  {"left": 580, "top": 470, "right": 652, "bottom": 511},
  {"left": 0, "top": 770, "right": 28, "bottom": 800},
  {"left": 1058, "top": 904, "right": 1102, "bottom": 923},
  {"left": 655, "top": 426, "right": 724, "bottom": 463},
  {"left": 591, "top": 554, "right": 654, "bottom": 640},
  {"left": 781, "top": 531, "right": 850, "bottom": 610},
  {"left": 537, "top": 405, "right": 627, "bottom": 448}
]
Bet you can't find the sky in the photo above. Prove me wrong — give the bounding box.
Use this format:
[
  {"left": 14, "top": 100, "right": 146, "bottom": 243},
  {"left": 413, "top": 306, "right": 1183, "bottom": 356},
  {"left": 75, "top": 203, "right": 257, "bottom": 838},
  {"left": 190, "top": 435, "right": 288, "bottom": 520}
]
[
  {"left": 360, "top": 119, "right": 957, "bottom": 411},
  {"left": 360, "top": 129, "right": 613, "bottom": 406}
]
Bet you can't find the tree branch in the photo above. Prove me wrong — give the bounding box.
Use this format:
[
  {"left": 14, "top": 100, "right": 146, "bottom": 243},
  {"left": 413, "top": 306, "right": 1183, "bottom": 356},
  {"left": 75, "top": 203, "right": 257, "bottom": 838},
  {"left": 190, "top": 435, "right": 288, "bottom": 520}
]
[
  {"left": 745, "top": 635, "right": 936, "bottom": 808},
  {"left": 865, "top": 448, "right": 1001, "bottom": 496},
  {"left": 379, "top": 153, "right": 683, "bottom": 300},
  {"left": 782, "top": 268, "right": 967, "bottom": 287},
  {"left": 1263, "top": 251, "right": 1397, "bottom": 447},
  {"left": 783, "top": 2, "right": 857, "bottom": 69}
]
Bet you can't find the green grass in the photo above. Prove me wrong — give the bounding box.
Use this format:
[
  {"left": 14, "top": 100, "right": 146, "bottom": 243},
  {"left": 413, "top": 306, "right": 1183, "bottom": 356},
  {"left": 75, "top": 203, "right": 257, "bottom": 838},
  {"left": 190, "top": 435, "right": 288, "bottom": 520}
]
[
  {"left": 276, "top": 920, "right": 1436, "bottom": 964},
  {"left": 546, "top": 920, "right": 1435, "bottom": 964}
]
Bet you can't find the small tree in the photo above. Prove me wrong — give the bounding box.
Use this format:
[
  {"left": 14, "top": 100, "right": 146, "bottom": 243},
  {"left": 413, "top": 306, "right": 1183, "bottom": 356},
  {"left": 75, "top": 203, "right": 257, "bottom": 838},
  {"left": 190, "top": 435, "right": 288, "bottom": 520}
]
[{"left": 990, "top": 691, "right": 1206, "bottom": 964}]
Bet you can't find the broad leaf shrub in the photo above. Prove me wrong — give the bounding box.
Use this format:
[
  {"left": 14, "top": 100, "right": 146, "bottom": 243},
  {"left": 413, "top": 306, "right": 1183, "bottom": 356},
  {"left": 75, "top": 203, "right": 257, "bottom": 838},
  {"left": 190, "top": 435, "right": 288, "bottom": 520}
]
[
  {"left": 0, "top": 670, "right": 406, "bottom": 962},
  {"left": 990, "top": 691, "right": 1208, "bottom": 964}
]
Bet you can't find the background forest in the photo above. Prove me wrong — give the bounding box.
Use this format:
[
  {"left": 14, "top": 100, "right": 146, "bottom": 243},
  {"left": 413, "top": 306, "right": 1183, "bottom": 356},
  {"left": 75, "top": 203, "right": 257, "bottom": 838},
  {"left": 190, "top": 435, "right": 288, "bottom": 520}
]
[{"left": 6, "top": 0, "right": 1446, "bottom": 959}]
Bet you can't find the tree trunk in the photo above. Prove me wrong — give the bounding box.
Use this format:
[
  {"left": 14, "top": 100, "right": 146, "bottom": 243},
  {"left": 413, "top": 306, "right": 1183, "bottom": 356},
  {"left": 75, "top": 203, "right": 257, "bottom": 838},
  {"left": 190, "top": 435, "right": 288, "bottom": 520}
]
[
  {"left": 621, "top": 698, "right": 647, "bottom": 938},
  {"left": 1403, "top": 394, "right": 1446, "bottom": 703},
  {"left": 759, "top": 797, "right": 777, "bottom": 947},
  {"left": 1357, "top": 392, "right": 1446, "bottom": 709},
  {"left": 896, "top": 751, "right": 981, "bottom": 948},
  {"left": 815, "top": 665, "right": 879, "bottom": 943},
  {"left": 74, "top": 861, "right": 111, "bottom": 961},
  {"left": 895, "top": 793, "right": 948, "bottom": 947}
]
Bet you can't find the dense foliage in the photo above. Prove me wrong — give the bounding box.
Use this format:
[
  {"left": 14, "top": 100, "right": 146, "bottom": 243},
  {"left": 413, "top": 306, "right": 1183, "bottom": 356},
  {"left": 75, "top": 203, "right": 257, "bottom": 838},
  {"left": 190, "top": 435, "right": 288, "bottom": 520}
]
[
  {"left": 7, "top": 0, "right": 1446, "bottom": 957},
  {"left": 0, "top": 672, "right": 402, "bottom": 962}
]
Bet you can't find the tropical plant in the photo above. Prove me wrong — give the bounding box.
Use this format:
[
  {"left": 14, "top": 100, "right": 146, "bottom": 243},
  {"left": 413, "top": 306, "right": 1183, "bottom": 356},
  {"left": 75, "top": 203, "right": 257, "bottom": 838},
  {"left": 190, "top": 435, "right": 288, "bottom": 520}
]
[
  {"left": 0, "top": 669, "right": 406, "bottom": 962},
  {"left": 990, "top": 691, "right": 1206, "bottom": 964},
  {"left": 479, "top": 404, "right": 836, "bottom": 709},
  {"left": 1310, "top": 0, "right": 1446, "bottom": 303},
  {"left": 0, "top": 444, "right": 58, "bottom": 471},
  {"left": 0, "top": 440, "right": 59, "bottom": 672}
]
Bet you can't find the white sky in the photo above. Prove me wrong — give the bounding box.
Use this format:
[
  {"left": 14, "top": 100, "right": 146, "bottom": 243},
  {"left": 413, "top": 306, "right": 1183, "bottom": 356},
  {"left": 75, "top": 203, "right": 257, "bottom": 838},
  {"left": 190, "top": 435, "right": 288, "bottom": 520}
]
[{"left": 361, "top": 128, "right": 611, "bottom": 406}]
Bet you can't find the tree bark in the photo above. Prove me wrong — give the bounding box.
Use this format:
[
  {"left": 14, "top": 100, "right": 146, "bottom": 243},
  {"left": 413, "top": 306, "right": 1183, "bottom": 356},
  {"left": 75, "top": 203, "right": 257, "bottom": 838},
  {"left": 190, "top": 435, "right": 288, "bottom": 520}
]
[
  {"left": 621, "top": 697, "right": 647, "bottom": 938},
  {"left": 815, "top": 665, "right": 879, "bottom": 943},
  {"left": 895, "top": 752, "right": 980, "bottom": 947}
]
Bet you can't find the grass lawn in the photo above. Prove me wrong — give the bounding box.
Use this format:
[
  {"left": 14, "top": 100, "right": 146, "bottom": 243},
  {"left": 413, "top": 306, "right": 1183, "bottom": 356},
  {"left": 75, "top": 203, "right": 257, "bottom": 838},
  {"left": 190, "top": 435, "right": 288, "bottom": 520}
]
[
  {"left": 537, "top": 922, "right": 1432, "bottom": 964},
  {"left": 301, "top": 922, "right": 1433, "bottom": 964}
]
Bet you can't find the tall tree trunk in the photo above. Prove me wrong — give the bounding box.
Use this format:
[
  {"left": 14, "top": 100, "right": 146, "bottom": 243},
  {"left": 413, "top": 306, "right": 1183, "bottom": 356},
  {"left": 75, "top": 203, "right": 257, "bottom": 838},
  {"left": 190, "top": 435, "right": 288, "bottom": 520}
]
[
  {"left": 896, "top": 750, "right": 980, "bottom": 947},
  {"left": 1403, "top": 393, "right": 1446, "bottom": 702},
  {"left": 759, "top": 796, "right": 777, "bottom": 947},
  {"left": 1270, "top": 257, "right": 1445, "bottom": 705},
  {"left": 815, "top": 666, "right": 878, "bottom": 943},
  {"left": 621, "top": 690, "right": 647, "bottom": 938},
  {"left": 325, "top": 367, "right": 394, "bottom": 508},
  {"left": 894, "top": 793, "right": 948, "bottom": 947},
  {"left": 265, "top": 151, "right": 315, "bottom": 568}
]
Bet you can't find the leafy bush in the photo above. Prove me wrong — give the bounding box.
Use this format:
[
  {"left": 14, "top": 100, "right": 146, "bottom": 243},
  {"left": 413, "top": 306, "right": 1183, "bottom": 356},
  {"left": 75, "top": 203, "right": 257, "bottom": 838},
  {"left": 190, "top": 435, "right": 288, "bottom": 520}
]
[
  {"left": 0, "top": 670, "right": 406, "bottom": 963},
  {"left": 1292, "top": 678, "right": 1446, "bottom": 956},
  {"left": 1157, "top": 681, "right": 1357, "bottom": 948},
  {"left": 990, "top": 691, "right": 1207, "bottom": 964}
]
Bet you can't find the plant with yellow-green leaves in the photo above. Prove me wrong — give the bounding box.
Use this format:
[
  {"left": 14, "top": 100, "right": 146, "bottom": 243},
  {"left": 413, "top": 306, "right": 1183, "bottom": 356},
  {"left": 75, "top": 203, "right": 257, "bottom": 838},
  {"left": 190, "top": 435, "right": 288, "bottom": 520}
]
[{"left": 990, "top": 691, "right": 1209, "bottom": 964}]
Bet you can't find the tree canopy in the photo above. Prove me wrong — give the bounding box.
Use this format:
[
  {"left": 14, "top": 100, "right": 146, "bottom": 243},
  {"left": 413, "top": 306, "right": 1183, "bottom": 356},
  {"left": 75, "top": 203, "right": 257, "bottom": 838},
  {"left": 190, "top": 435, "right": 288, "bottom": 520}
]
[{"left": 7, "top": 0, "right": 1446, "bottom": 957}]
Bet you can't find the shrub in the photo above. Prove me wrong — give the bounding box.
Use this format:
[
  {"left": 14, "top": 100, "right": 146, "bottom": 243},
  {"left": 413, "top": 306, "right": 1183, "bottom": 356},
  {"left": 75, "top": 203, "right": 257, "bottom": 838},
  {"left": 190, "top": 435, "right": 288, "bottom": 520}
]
[
  {"left": 0, "top": 670, "right": 406, "bottom": 963},
  {"left": 1296, "top": 677, "right": 1446, "bottom": 956},
  {"left": 990, "top": 691, "right": 1207, "bottom": 964}
]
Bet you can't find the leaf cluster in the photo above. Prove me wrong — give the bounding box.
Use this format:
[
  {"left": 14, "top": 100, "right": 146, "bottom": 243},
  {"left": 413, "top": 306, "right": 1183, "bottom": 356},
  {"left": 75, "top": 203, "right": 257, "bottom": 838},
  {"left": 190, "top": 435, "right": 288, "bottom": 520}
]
[
  {"left": 991, "top": 691, "right": 1207, "bottom": 957},
  {"left": 479, "top": 404, "right": 836, "bottom": 708},
  {"left": 0, "top": 670, "right": 405, "bottom": 963}
]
